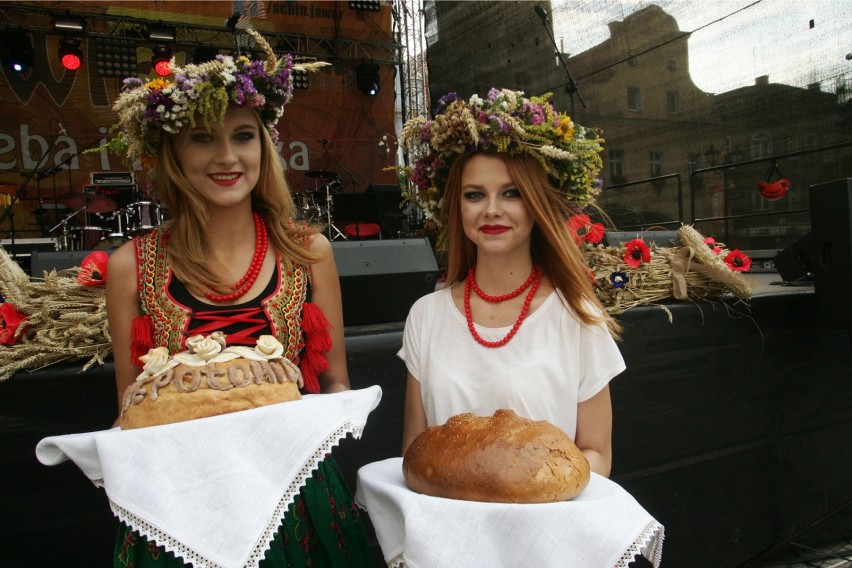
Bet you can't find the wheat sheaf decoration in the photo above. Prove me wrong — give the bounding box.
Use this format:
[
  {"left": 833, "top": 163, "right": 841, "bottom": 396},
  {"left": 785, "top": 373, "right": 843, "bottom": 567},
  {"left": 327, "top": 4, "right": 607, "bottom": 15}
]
[{"left": 0, "top": 246, "right": 111, "bottom": 382}]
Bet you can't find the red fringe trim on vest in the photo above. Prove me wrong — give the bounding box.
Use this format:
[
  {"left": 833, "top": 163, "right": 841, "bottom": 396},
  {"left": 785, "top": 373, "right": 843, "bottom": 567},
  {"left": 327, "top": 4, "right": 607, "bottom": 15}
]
[
  {"left": 300, "top": 302, "right": 331, "bottom": 393},
  {"left": 129, "top": 314, "right": 154, "bottom": 369}
]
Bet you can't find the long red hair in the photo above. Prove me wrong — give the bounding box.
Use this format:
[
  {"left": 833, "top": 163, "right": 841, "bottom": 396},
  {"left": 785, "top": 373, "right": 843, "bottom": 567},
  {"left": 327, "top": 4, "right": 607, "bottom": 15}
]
[{"left": 441, "top": 152, "right": 620, "bottom": 337}]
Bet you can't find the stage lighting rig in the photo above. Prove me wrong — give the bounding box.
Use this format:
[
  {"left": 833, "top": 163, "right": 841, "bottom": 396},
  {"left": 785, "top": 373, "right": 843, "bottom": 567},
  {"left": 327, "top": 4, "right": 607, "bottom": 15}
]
[
  {"left": 59, "top": 37, "right": 83, "bottom": 71},
  {"left": 95, "top": 36, "right": 137, "bottom": 78},
  {"left": 53, "top": 15, "right": 85, "bottom": 33},
  {"left": 349, "top": 1, "right": 381, "bottom": 11},
  {"left": 356, "top": 62, "right": 380, "bottom": 96},
  {"left": 1, "top": 32, "right": 35, "bottom": 74},
  {"left": 293, "top": 68, "right": 309, "bottom": 89}
]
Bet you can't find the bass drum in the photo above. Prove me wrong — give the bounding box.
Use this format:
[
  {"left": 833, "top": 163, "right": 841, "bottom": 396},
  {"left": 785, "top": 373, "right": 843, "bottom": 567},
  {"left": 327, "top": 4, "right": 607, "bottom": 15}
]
[
  {"left": 66, "top": 227, "right": 107, "bottom": 251},
  {"left": 126, "top": 201, "right": 163, "bottom": 235}
]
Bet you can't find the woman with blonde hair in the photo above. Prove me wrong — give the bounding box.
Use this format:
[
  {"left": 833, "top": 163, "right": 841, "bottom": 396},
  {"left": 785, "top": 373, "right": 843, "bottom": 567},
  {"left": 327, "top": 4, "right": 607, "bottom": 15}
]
[{"left": 102, "top": 30, "right": 371, "bottom": 567}]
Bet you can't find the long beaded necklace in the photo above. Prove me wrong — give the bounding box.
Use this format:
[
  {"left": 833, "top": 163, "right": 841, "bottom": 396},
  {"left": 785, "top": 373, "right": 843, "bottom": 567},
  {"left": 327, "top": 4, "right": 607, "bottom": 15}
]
[
  {"left": 464, "top": 265, "right": 542, "bottom": 348},
  {"left": 203, "top": 211, "right": 269, "bottom": 302}
]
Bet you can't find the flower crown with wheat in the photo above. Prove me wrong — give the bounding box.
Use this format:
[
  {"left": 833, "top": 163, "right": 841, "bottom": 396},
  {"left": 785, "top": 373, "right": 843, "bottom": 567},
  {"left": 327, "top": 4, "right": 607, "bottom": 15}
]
[
  {"left": 98, "top": 29, "right": 327, "bottom": 171},
  {"left": 394, "top": 88, "right": 605, "bottom": 227}
]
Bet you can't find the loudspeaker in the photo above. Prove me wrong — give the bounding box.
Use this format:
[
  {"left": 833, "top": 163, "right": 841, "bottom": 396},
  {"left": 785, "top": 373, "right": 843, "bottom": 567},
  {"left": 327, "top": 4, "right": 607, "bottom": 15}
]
[
  {"left": 809, "top": 178, "right": 852, "bottom": 329},
  {"left": 30, "top": 250, "right": 93, "bottom": 277},
  {"left": 367, "top": 184, "right": 403, "bottom": 238},
  {"left": 332, "top": 238, "right": 439, "bottom": 326},
  {"left": 774, "top": 232, "right": 814, "bottom": 283}
]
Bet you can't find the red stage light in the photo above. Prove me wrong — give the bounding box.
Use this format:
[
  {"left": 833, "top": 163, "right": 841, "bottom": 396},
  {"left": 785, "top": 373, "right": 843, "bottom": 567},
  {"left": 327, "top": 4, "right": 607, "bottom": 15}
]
[
  {"left": 151, "top": 45, "right": 172, "bottom": 77},
  {"left": 59, "top": 37, "right": 83, "bottom": 71},
  {"left": 61, "top": 52, "right": 81, "bottom": 70},
  {"left": 154, "top": 58, "right": 171, "bottom": 76}
]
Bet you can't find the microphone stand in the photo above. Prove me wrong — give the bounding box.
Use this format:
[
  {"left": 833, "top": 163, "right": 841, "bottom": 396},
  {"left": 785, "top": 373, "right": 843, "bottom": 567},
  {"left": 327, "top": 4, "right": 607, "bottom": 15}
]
[
  {"left": 534, "top": 6, "right": 586, "bottom": 116},
  {"left": 0, "top": 131, "right": 61, "bottom": 260}
]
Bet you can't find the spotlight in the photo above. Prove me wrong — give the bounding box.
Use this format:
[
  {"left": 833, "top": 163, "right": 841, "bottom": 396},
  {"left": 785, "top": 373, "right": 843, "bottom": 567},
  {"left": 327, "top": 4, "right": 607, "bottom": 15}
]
[
  {"left": 349, "top": 1, "right": 381, "bottom": 11},
  {"left": 193, "top": 45, "right": 219, "bottom": 64},
  {"left": 59, "top": 37, "right": 83, "bottom": 71},
  {"left": 1, "top": 32, "right": 35, "bottom": 74},
  {"left": 355, "top": 62, "right": 380, "bottom": 96},
  {"left": 293, "top": 68, "right": 309, "bottom": 89},
  {"left": 54, "top": 15, "right": 85, "bottom": 33},
  {"left": 147, "top": 25, "right": 176, "bottom": 42},
  {"left": 151, "top": 45, "right": 172, "bottom": 77},
  {"left": 95, "top": 36, "right": 137, "bottom": 78}
]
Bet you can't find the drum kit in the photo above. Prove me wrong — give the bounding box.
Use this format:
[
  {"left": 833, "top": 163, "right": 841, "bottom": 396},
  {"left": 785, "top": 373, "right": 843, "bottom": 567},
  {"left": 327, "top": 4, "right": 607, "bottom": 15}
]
[
  {"left": 48, "top": 187, "right": 165, "bottom": 251},
  {"left": 297, "top": 170, "right": 347, "bottom": 240}
]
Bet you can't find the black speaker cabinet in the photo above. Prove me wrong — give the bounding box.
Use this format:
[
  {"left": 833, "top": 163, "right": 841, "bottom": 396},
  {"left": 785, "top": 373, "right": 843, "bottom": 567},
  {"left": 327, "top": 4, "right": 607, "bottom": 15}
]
[
  {"left": 774, "top": 232, "right": 814, "bottom": 283},
  {"left": 30, "top": 250, "right": 94, "bottom": 277},
  {"left": 809, "top": 178, "right": 852, "bottom": 329},
  {"left": 332, "top": 238, "right": 439, "bottom": 326}
]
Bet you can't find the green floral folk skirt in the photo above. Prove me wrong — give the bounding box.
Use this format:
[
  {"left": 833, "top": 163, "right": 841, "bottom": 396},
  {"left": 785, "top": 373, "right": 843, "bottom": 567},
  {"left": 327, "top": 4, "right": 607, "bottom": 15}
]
[{"left": 114, "top": 457, "right": 372, "bottom": 568}]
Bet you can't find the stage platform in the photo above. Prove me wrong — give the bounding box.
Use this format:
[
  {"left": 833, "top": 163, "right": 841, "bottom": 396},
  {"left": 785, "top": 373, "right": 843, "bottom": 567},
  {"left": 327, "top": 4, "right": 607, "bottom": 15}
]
[{"left": 1, "top": 273, "right": 850, "bottom": 567}]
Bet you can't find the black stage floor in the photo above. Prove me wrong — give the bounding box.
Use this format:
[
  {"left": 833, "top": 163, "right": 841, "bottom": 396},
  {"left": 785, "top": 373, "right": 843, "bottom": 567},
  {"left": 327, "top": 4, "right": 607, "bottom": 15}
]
[{"left": 1, "top": 274, "right": 850, "bottom": 567}]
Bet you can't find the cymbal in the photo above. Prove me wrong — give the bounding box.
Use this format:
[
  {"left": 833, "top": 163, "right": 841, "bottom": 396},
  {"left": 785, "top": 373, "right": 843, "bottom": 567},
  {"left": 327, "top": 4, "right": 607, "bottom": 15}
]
[
  {"left": 58, "top": 192, "right": 117, "bottom": 213},
  {"left": 305, "top": 170, "right": 336, "bottom": 179}
]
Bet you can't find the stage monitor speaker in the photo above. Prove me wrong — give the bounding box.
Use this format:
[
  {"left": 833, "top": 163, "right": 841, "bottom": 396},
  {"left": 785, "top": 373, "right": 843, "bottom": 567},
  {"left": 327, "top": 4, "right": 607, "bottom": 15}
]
[
  {"left": 774, "top": 232, "right": 814, "bottom": 283},
  {"left": 30, "top": 250, "right": 93, "bottom": 278},
  {"left": 332, "top": 238, "right": 439, "bottom": 326},
  {"left": 809, "top": 178, "right": 852, "bottom": 329}
]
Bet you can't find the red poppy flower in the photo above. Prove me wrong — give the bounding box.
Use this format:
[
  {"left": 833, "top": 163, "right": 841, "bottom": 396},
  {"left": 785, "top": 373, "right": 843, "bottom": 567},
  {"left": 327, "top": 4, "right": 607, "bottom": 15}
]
[
  {"left": 77, "top": 251, "right": 110, "bottom": 286},
  {"left": 0, "top": 302, "right": 30, "bottom": 346},
  {"left": 623, "top": 238, "right": 650, "bottom": 268},
  {"left": 566, "top": 214, "right": 605, "bottom": 245},
  {"left": 724, "top": 249, "right": 752, "bottom": 272},
  {"left": 704, "top": 237, "right": 722, "bottom": 254}
]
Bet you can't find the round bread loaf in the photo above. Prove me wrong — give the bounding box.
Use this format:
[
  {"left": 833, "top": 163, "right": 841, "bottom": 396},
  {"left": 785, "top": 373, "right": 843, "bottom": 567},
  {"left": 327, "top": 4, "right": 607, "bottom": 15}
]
[
  {"left": 119, "top": 334, "right": 303, "bottom": 430},
  {"left": 403, "top": 409, "right": 590, "bottom": 503}
]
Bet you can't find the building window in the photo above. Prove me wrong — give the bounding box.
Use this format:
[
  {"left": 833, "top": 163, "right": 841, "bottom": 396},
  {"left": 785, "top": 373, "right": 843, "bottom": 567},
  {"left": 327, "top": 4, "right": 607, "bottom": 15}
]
[
  {"left": 666, "top": 91, "right": 680, "bottom": 114},
  {"left": 609, "top": 149, "right": 625, "bottom": 181},
  {"left": 649, "top": 152, "right": 664, "bottom": 178},
  {"left": 752, "top": 131, "right": 770, "bottom": 159},
  {"left": 627, "top": 87, "right": 642, "bottom": 112},
  {"left": 687, "top": 153, "right": 700, "bottom": 173}
]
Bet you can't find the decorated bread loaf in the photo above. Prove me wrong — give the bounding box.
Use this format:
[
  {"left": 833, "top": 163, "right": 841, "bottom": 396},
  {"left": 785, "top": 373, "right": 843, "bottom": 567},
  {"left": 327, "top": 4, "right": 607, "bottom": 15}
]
[
  {"left": 403, "top": 409, "right": 590, "bottom": 503},
  {"left": 119, "top": 333, "right": 303, "bottom": 429}
]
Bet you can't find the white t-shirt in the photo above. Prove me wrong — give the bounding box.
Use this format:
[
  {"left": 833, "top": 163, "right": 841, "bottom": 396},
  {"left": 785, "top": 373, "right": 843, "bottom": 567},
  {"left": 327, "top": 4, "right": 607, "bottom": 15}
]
[{"left": 398, "top": 286, "right": 625, "bottom": 438}]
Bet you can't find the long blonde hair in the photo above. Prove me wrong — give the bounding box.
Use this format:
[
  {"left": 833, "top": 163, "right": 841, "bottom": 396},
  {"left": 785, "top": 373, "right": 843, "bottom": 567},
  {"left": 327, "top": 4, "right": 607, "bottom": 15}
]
[
  {"left": 442, "top": 152, "right": 621, "bottom": 337},
  {"left": 153, "top": 111, "right": 323, "bottom": 294}
]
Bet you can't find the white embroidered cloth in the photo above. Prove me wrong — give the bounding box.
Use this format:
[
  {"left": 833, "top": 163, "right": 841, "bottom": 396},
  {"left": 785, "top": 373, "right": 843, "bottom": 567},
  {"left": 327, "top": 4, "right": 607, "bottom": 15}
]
[
  {"left": 356, "top": 458, "right": 664, "bottom": 568},
  {"left": 36, "top": 386, "right": 383, "bottom": 568}
]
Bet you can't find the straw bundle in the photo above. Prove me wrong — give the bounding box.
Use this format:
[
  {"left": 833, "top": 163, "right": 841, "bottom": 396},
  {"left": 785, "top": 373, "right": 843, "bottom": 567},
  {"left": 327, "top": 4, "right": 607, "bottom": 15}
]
[
  {"left": 0, "top": 246, "right": 111, "bottom": 382},
  {"left": 586, "top": 225, "right": 754, "bottom": 315}
]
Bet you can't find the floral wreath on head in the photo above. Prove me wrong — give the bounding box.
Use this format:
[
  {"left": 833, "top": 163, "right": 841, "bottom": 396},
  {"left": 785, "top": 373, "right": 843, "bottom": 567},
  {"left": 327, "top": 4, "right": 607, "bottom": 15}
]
[
  {"left": 94, "top": 29, "right": 327, "bottom": 178},
  {"left": 394, "top": 88, "right": 605, "bottom": 230}
]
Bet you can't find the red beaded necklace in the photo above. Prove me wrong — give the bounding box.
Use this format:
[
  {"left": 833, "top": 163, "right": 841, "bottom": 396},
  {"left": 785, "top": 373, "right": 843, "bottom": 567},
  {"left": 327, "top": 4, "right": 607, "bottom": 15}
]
[
  {"left": 469, "top": 264, "right": 539, "bottom": 302},
  {"left": 203, "top": 211, "right": 269, "bottom": 302},
  {"left": 464, "top": 265, "right": 542, "bottom": 348}
]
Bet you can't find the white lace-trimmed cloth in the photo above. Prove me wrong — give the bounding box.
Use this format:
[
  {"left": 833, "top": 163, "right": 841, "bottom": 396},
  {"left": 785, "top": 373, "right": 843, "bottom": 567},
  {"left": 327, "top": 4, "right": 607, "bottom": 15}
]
[
  {"left": 35, "top": 386, "right": 383, "bottom": 568},
  {"left": 356, "top": 458, "right": 664, "bottom": 568}
]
